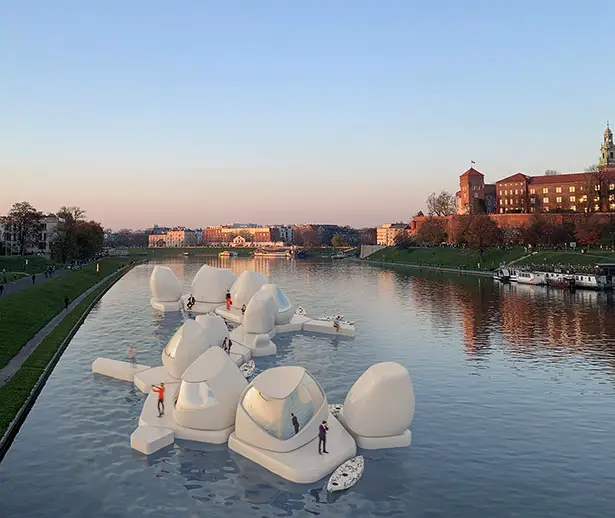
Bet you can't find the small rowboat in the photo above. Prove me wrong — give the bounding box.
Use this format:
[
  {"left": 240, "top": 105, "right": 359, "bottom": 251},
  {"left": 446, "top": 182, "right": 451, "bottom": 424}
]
[
  {"left": 326, "top": 456, "right": 364, "bottom": 492},
  {"left": 328, "top": 403, "right": 343, "bottom": 419},
  {"left": 240, "top": 360, "right": 255, "bottom": 378}
]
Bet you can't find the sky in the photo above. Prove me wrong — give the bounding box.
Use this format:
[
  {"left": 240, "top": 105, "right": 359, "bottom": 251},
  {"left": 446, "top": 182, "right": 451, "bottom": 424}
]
[{"left": 1, "top": 1, "right": 614, "bottom": 230}]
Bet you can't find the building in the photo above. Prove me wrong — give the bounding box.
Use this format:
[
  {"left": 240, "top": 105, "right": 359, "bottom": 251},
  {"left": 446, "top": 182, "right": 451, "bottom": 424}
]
[
  {"left": 599, "top": 123, "right": 615, "bottom": 168},
  {"left": 376, "top": 223, "right": 408, "bottom": 246},
  {"left": 0, "top": 215, "right": 60, "bottom": 255},
  {"left": 202, "top": 225, "right": 272, "bottom": 245},
  {"left": 272, "top": 225, "right": 295, "bottom": 245},
  {"left": 456, "top": 167, "right": 497, "bottom": 215},
  {"left": 147, "top": 228, "right": 197, "bottom": 248}
]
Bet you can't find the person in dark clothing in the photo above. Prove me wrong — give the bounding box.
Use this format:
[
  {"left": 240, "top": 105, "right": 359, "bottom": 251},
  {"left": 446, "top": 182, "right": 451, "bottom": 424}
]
[
  {"left": 291, "top": 413, "right": 299, "bottom": 434},
  {"left": 64, "top": 296, "right": 69, "bottom": 310},
  {"left": 318, "top": 420, "right": 329, "bottom": 454},
  {"left": 0, "top": 284, "right": 4, "bottom": 297},
  {"left": 227, "top": 337, "right": 233, "bottom": 354},
  {"left": 31, "top": 273, "right": 36, "bottom": 284}
]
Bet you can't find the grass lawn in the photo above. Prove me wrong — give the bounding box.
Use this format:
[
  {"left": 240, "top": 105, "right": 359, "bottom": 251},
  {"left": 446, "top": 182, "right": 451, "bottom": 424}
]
[
  {"left": 0, "top": 271, "right": 125, "bottom": 437},
  {"left": 368, "top": 247, "right": 527, "bottom": 271},
  {"left": 514, "top": 251, "right": 615, "bottom": 267},
  {"left": 0, "top": 256, "right": 59, "bottom": 276},
  {"left": 1, "top": 273, "right": 28, "bottom": 283},
  {"left": 0, "top": 257, "right": 132, "bottom": 369}
]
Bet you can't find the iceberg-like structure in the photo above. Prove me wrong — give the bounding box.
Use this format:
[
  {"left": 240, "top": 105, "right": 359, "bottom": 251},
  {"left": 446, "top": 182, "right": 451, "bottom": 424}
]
[
  {"left": 182, "top": 264, "right": 235, "bottom": 313},
  {"left": 338, "top": 362, "right": 415, "bottom": 449},
  {"left": 228, "top": 366, "right": 356, "bottom": 483},
  {"left": 216, "top": 270, "right": 268, "bottom": 323},
  {"left": 162, "top": 319, "right": 212, "bottom": 379},
  {"left": 150, "top": 266, "right": 182, "bottom": 311},
  {"left": 258, "top": 284, "right": 294, "bottom": 325},
  {"left": 229, "top": 290, "right": 278, "bottom": 356}
]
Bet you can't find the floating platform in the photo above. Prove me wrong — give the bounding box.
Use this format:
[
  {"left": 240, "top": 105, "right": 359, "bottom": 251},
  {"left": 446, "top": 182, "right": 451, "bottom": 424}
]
[
  {"left": 91, "top": 358, "right": 151, "bottom": 382},
  {"left": 214, "top": 306, "right": 244, "bottom": 324},
  {"left": 180, "top": 295, "right": 220, "bottom": 314},
  {"left": 228, "top": 411, "right": 356, "bottom": 484},
  {"left": 138, "top": 389, "right": 233, "bottom": 445},
  {"left": 150, "top": 299, "right": 182, "bottom": 312},
  {"left": 131, "top": 425, "right": 174, "bottom": 455},
  {"left": 302, "top": 319, "right": 355, "bottom": 337},
  {"left": 275, "top": 314, "right": 311, "bottom": 334},
  {"left": 133, "top": 366, "right": 179, "bottom": 394}
]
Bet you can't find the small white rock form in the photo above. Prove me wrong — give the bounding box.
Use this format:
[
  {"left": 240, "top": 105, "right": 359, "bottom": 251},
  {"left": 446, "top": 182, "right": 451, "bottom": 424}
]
[
  {"left": 230, "top": 270, "right": 268, "bottom": 308},
  {"left": 150, "top": 266, "right": 182, "bottom": 311},
  {"left": 162, "top": 319, "right": 211, "bottom": 379},
  {"left": 339, "top": 362, "right": 415, "bottom": 449},
  {"left": 194, "top": 314, "right": 229, "bottom": 348},
  {"left": 326, "top": 455, "right": 364, "bottom": 492},
  {"left": 257, "top": 284, "right": 294, "bottom": 325},
  {"left": 228, "top": 366, "right": 357, "bottom": 483},
  {"left": 239, "top": 359, "right": 256, "bottom": 378},
  {"left": 173, "top": 346, "right": 248, "bottom": 431},
  {"left": 191, "top": 265, "right": 235, "bottom": 303}
]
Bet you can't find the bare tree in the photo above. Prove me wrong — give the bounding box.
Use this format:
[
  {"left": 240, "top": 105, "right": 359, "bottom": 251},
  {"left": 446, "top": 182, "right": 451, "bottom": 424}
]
[
  {"left": 544, "top": 169, "right": 560, "bottom": 176},
  {"left": 585, "top": 164, "right": 599, "bottom": 173},
  {"left": 426, "top": 191, "right": 456, "bottom": 216}
]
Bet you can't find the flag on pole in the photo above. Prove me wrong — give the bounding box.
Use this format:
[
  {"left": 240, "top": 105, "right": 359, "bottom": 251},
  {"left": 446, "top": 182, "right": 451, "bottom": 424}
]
[{"left": 471, "top": 160, "right": 476, "bottom": 164}]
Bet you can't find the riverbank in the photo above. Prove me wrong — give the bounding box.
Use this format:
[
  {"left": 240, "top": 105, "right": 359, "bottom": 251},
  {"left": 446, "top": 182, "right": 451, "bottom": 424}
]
[
  {"left": 114, "top": 247, "right": 255, "bottom": 257},
  {"left": 0, "top": 260, "right": 139, "bottom": 453},
  {"left": 0, "top": 257, "right": 134, "bottom": 369}
]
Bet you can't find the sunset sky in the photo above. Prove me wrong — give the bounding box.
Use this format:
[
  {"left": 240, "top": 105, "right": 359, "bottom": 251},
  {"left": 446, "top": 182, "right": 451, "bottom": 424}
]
[{"left": 2, "top": 1, "right": 614, "bottom": 229}]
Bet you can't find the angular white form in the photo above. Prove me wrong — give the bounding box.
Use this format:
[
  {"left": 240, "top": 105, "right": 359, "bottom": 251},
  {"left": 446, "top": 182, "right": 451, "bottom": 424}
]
[
  {"left": 150, "top": 266, "right": 182, "bottom": 302},
  {"left": 161, "top": 319, "right": 211, "bottom": 379},
  {"left": 173, "top": 346, "right": 247, "bottom": 431},
  {"left": 243, "top": 291, "right": 277, "bottom": 334},
  {"left": 257, "top": 284, "right": 294, "bottom": 325},
  {"left": 229, "top": 325, "right": 277, "bottom": 357},
  {"left": 228, "top": 366, "right": 356, "bottom": 483},
  {"left": 303, "top": 319, "right": 355, "bottom": 337},
  {"left": 339, "top": 362, "right": 415, "bottom": 449},
  {"left": 133, "top": 366, "right": 179, "bottom": 394},
  {"left": 130, "top": 425, "right": 174, "bottom": 455},
  {"left": 92, "top": 358, "right": 151, "bottom": 382},
  {"left": 230, "top": 271, "right": 268, "bottom": 308},
  {"left": 194, "top": 314, "right": 229, "bottom": 348},
  {"left": 191, "top": 265, "right": 235, "bottom": 303}
]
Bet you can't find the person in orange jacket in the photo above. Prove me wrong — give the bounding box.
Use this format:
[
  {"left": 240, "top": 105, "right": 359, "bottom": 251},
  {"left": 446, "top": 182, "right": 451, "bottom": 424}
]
[
  {"left": 152, "top": 383, "right": 165, "bottom": 417},
  {"left": 225, "top": 291, "right": 232, "bottom": 310}
]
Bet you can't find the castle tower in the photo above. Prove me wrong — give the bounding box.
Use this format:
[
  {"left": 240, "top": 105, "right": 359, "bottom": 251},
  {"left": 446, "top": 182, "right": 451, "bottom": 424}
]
[{"left": 599, "top": 122, "right": 615, "bottom": 168}]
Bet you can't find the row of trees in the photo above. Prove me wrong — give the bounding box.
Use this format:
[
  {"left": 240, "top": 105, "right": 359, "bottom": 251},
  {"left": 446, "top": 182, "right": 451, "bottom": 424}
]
[
  {"left": 1, "top": 202, "right": 104, "bottom": 262},
  {"left": 399, "top": 214, "right": 615, "bottom": 257}
]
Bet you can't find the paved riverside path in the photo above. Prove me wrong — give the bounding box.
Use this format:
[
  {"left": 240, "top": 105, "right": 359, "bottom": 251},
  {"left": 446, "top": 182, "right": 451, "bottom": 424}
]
[
  {"left": 0, "top": 273, "right": 114, "bottom": 388},
  {"left": 1, "top": 268, "right": 67, "bottom": 298}
]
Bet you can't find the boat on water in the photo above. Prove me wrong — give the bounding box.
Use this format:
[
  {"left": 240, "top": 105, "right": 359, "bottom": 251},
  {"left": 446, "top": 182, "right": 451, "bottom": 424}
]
[
  {"left": 544, "top": 272, "right": 576, "bottom": 289},
  {"left": 183, "top": 252, "right": 189, "bottom": 256},
  {"left": 331, "top": 252, "right": 346, "bottom": 259},
  {"left": 253, "top": 249, "right": 292, "bottom": 258},
  {"left": 218, "top": 251, "right": 238, "bottom": 258},
  {"left": 516, "top": 271, "right": 547, "bottom": 286},
  {"left": 493, "top": 268, "right": 511, "bottom": 283}
]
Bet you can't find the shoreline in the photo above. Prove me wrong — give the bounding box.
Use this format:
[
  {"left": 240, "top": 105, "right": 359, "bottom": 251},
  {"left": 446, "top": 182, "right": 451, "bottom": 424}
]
[{"left": 356, "top": 258, "right": 493, "bottom": 277}]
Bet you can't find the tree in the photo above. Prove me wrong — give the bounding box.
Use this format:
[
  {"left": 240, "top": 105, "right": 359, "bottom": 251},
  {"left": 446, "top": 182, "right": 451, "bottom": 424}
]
[
  {"left": 502, "top": 226, "right": 525, "bottom": 246},
  {"left": 51, "top": 206, "right": 104, "bottom": 262},
  {"left": 417, "top": 218, "right": 447, "bottom": 245},
  {"left": 585, "top": 164, "right": 599, "bottom": 173},
  {"left": 393, "top": 231, "right": 415, "bottom": 249},
  {"left": 544, "top": 169, "right": 560, "bottom": 176},
  {"left": 426, "top": 191, "right": 456, "bottom": 217},
  {"left": 460, "top": 215, "right": 502, "bottom": 261},
  {"left": 414, "top": 210, "right": 425, "bottom": 217},
  {"left": 6, "top": 202, "right": 43, "bottom": 255},
  {"left": 359, "top": 227, "right": 377, "bottom": 245},
  {"left": 331, "top": 234, "right": 348, "bottom": 248},
  {"left": 522, "top": 216, "right": 573, "bottom": 247},
  {"left": 575, "top": 215, "right": 607, "bottom": 245}
]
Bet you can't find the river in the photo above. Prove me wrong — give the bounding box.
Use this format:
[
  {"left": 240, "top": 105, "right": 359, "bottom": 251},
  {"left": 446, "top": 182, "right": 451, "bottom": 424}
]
[{"left": 1, "top": 257, "right": 614, "bottom": 517}]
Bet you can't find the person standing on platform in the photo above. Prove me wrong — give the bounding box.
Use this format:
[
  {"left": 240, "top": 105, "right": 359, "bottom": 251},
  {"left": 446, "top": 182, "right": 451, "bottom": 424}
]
[
  {"left": 318, "top": 420, "right": 329, "bottom": 454},
  {"left": 292, "top": 413, "right": 299, "bottom": 434},
  {"left": 128, "top": 345, "right": 136, "bottom": 367},
  {"left": 153, "top": 383, "right": 165, "bottom": 417},
  {"left": 226, "top": 291, "right": 232, "bottom": 310}
]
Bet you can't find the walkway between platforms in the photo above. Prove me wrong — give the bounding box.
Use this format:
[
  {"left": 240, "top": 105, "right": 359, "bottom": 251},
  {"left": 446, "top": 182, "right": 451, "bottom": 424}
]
[{"left": 0, "top": 274, "right": 109, "bottom": 388}]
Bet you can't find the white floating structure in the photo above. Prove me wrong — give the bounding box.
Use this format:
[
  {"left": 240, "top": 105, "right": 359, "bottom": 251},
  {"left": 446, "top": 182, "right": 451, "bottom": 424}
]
[
  {"left": 216, "top": 271, "right": 268, "bottom": 323},
  {"left": 92, "top": 358, "right": 151, "bottom": 382},
  {"left": 259, "top": 284, "right": 294, "bottom": 325},
  {"left": 182, "top": 264, "right": 235, "bottom": 313},
  {"left": 228, "top": 366, "right": 357, "bottom": 484},
  {"left": 229, "top": 290, "right": 278, "bottom": 356},
  {"left": 162, "top": 319, "right": 213, "bottom": 379},
  {"left": 131, "top": 426, "right": 174, "bottom": 455},
  {"left": 338, "top": 362, "right": 415, "bottom": 449},
  {"left": 327, "top": 455, "right": 364, "bottom": 492},
  {"left": 150, "top": 266, "right": 182, "bottom": 312},
  {"left": 303, "top": 319, "right": 355, "bottom": 337}
]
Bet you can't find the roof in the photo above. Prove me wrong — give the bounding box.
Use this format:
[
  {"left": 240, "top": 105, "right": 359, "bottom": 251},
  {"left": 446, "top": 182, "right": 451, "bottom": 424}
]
[
  {"left": 460, "top": 167, "right": 484, "bottom": 178},
  {"left": 496, "top": 173, "right": 529, "bottom": 184},
  {"left": 528, "top": 172, "right": 591, "bottom": 185},
  {"left": 253, "top": 366, "right": 306, "bottom": 399}
]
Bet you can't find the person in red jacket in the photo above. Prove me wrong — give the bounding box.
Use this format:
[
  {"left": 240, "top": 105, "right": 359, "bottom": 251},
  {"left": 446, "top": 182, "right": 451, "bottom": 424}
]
[
  {"left": 225, "top": 291, "right": 232, "bottom": 310},
  {"left": 152, "top": 383, "right": 165, "bottom": 417}
]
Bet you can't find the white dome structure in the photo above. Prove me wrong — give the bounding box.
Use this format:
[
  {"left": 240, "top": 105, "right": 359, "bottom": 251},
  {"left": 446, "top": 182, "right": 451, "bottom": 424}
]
[
  {"left": 257, "top": 284, "right": 294, "bottom": 325},
  {"left": 162, "top": 319, "right": 211, "bottom": 379},
  {"left": 230, "top": 271, "right": 268, "bottom": 308},
  {"left": 173, "top": 346, "right": 247, "bottom": 432},
  {"left": 243, "top": 290, "right": 277, "bottom": 335},
  {"left": 228, "top": 366, "right": 357, "bottom": 483},
  {"left": 150, "top": 266, "right": 182, "bottom": 311},
  {"left": 339, "top": 362, "right": 415, "bottom": 449},
  {"left": 190, "top": 265, "right": 235, "bottom": 305},
  {"left": 194, "top": 314, "right": 229, "bottom": 348}
]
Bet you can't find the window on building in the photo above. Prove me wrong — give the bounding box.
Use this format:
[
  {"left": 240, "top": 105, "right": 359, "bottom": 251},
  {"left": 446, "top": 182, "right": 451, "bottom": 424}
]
[
  {"left": 504, "top": 190, "right": 508, "bottom": 195},
  {"left": 556, "top": 187, "right": 562, "bottom": 193},
  {"left": 530, "top": 188, "right": 535, "bottom": 194},
  {"left": 611, "top": 203, "right": 615, "bottom": 210},
  {"left": 504, "top": 199, "right": 508, "bottom": 205},
  {"left": 569, "top": 186, "right": 575, "bottom": 192},
  {"left": 515, "top": 189, "right": 519, "bottom": 195},
  {"left": 570, "top": 196, "right": 576, "bottom": 202},
  {"left": 530, "top": 198, "right": 535, "bottom": 204},
  {"left": 500, "top": 208, "right": 503, "bottom": 214},
  {"left": 543, "top": 197, "right": 549, "bottom": 203},
  {"left": 595, "top": 184, "right": 601, "bottom": 191},
  {"left": 543, "top": 188, "right": 549, "bottom": 194},
  {"left": 530, "top": 207, "right": 535, "bottom": 213},
  {"left": 610, "top": 194, "right": 615, "bottom": 201},
  {"left": 571, "top": 205, "right": 576, "bottom": 211},
  {"left": 499, "top": 190, "right": 503, "bottom": 195},
  {"left": 595, "top": 205, "right": 600, "bottom": 211},
  {"left": 556, "top": 197, "right": 562, "bottom": 203},
  {"left": 609, "top": 184, "right": 615, "bottom": 190}
]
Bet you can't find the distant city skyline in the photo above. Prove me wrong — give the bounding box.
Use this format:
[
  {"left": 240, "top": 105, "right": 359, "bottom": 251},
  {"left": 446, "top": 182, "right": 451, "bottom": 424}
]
[{"left": 2, "top": 1, "right": 614, "bottom": 229}]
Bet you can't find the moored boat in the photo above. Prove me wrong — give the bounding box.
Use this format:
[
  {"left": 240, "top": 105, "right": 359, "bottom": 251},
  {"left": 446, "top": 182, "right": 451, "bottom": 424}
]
[
  {"left": 253, "top": 249, "right": 292, "bottom": 258},
  {"left": 516, "top": 271, "right": 547, "bottom": 286},
  {"left": 493, "top": 268, "right": 511, "bottom": 283},
  {"left": 544, "top": 272, "right": 576, "bottom": 289}
]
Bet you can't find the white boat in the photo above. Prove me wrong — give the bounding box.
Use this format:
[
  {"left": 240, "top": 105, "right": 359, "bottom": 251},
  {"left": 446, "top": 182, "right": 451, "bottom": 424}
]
[
  {"left": 516, "top": 271, "right": 547, "bottom": 285},
  {"left": 493, "top": 268, "right": 511, "bottom": 283},
  {"left": 316, "top": 315, "right": 355, "bottom": 326},
  {"left": 326, "top": 456, "right": 364, "bottom": 493},
  {"left": 328, "top": 403, "right": 343, "bottom": 419},
  {"left": 218, "top": 251, "right": 238, "bottom": 258},
  {"left": 509, "top": 269, "right": 519, "bottom": 282},
  {"left": 571, "top": 273, "right": 609, "bottom": 290},
  {"left": 183, "top": 252, "right": 189, "bottom": 256},
  {"left": 239, "top": 360, "right": 255, "bottom": 378},
  {"left": 253, "top": 249, "right": 292, "bottom": 258}
]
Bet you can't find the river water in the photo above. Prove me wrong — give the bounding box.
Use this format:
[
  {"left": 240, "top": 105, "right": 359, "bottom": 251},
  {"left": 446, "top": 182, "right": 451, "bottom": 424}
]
[{"left": 1, "top": 257, "right": 614, "bottom": 518}]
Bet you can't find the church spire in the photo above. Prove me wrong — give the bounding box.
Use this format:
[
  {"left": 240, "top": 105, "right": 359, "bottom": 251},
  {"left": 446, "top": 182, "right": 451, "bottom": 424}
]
[{"left": 600, "top": 121, "right": 614, "bottom": 167}]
